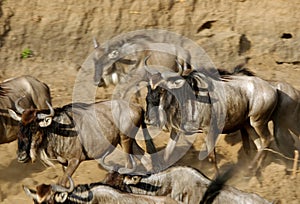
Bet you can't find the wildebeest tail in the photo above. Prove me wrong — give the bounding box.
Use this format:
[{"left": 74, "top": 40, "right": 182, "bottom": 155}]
[
  {"left": 232, "top": 64, "right": 255, "bottom": 76},
  {"left": 199, "top": 166, "right": 236, "bottom": 204}
]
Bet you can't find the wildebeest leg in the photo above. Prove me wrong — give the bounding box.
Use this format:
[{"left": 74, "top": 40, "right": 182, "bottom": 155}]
[
  {"left": 249, "top": 124, "right": 272, "bottom": 172},
  {"left": 141, "top": 119, "right": 163, "bottom": 171},
  {"left": 202, "top": 147, "right": 219, "bottom": 174},
  {"left": 164, "top": 129, "right": 181, "bottom": 161},
  {"left": 59, "top": 158, "right": 79, "bottom": 186},
  {"left": 243, "top": 124, "right": 263, "bottom": 172},
  {"left": 199, "top": 112, "right": 220, "bottom": 161},
  {"left": 131, "top": 141, "right": 154, "bottom": 172},
  {"left": 243, "top": 124, "right": 263, "bottom": 155},
  {"left": 245, "top": 127, "right": 262, "bottom": 150},
  {"left": 140, "top": 112, "right": 158, "bottom": 155},
  {"left": 120, "top": 134, "right": 133, "bottom": 169},
  {"left": 118, "top": 134, "right": 138, "bottom": 174},
  {"left": 274, "top": 124, "right": 297, "bottom": 158},
  {"left": 199, "top": 129, "right": 219, "bottom": 161},
  {"left": 126, "top": 118, "right": 156, "bottom": 172},
  {"left": 211, "top": 148, "right": 219, "bottom": 175},
  {"left": 240, "top": 127, "right": 251, "bottom": 155}
]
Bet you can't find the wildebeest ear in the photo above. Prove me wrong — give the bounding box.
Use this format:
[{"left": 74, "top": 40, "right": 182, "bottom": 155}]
[
  {"left": 93, "top": 38, "right": 106, "bottom": 59},
  {"left": 165, "top": 78, "right": 186, "bottom": 89},
  {"left": 38, "top": 117, "right": 52, "bottom": 127},
  {"left": 54, "top": 192, "right": 68, "bottom": 202},
  {"left": 182, "top": 68, "right": 193, "bottom": 76},
  {"left": 108, "top": 50, "right": 119, "bottom": 59},
  {"left": 8, "top": 109, "right": 22, "bottom": 121}
]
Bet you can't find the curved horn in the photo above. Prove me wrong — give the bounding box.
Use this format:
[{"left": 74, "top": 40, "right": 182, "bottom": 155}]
[
  {"left": 23, "top": 186, "right": 38, "bottom": 200},
  {"left": 99, "top": 150, "right": 115, "bottom": 172},
  {"left": 8, "top": 109, "right": 22, "bottom": 121},
  {"left": 51, "top": 176, "right": 74, "bottom": 193},
  {"left": 37, "top": 101, "right": 54, "bottom": 120},
  {"left": 15, "top": 97, "right": 25, "bottom": 114},
  {"left": 46, "top": 101, "right": 55, "bottom": 117},
  {"left": 143, "top": 55, "right": 158, "bottom": 75},
  {"left": 117, "top": 154, "right": 137, "bottom": 174},
  {"left": 99, "top": 150, "right": 137, "bottom": 174},
  {"left": 175, "top": 59, "right": 183, "bottom": 76},
  {"left": 93, "top": 37, "right": 99, "bottom": 49}
]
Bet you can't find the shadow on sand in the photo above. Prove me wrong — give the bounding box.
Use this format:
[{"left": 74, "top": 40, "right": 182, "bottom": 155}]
[{"left": 0, "top": 158, "right": 47, "bottom": 183}]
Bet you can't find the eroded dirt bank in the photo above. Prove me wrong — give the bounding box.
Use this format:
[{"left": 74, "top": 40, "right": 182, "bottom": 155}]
[{"left": 0, "top": 0, "right": 299, "bottom": 203}]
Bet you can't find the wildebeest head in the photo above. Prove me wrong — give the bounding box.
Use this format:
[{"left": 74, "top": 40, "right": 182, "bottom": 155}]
[
  {"left": 93, "top": 37, "right": 121, "bottom": 87},
  {"left": 23, "top": 176, "right": 74, "bottom": 204},
  {"left": 144, "top": 57, "right": 210, "bottom": 131},
  {"left": 8, "top": 99, "right": 54, "bottom": 163},
  {"left": 93, "top": 37, "right": 142, "bottom": 87},
  {"left": 145, "top": 85, "right": 164, "bottom": 127}
]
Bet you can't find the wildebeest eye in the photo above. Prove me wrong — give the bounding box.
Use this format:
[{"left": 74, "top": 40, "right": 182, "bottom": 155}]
[
  {"left": 165, "top": 79, "right": 185, "bottom": 89},
  {"left": 108, "top": 50, "right": 119, "bottom": 59},
  {"left": 132, "top": 176, "right": 141, "bottom": 182}
]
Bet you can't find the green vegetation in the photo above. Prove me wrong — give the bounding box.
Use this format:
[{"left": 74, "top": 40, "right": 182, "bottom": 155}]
[{"left": 21, "top": 48, "right": 33, "bottom": 59}]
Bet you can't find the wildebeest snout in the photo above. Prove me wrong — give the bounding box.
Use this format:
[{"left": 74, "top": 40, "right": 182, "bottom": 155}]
[
  {"left": 145, "top": 106, "right": 159, "bottom": 126},
  {"left": 145, "top": 106, "right": 167, "bottom": 129}
]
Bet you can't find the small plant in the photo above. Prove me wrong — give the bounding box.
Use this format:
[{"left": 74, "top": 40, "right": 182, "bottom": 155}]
[{"left": 21, "top": 48, "right": 33, "bottom": 59}]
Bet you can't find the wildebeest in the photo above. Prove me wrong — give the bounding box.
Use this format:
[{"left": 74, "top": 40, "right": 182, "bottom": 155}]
[
  {"left": 145, "top": 66, "right": 255, "bottom": 157},
  {"left": 9, "top": 99, "right": 156, "bottom": 185},
  {"left": 0, "top": 75, "right": 51, "bottom": 144},
  {"left": 270, "top": 81, "right": 300, "bottom": 157},
  {"left": 92, "top": 29, "right": 220, "bottom": 93},
  {"left": 103, "top": 166, "right": 272, "bottom": 204},
  {"left": 23, "top": 176, "right": 180, "bottom": 204},
  {"left": 144, "top": 59, "right": 278, "bottom": 170},
  {"left": 93, "top": 34, "right": 191, "bottom": 100}
]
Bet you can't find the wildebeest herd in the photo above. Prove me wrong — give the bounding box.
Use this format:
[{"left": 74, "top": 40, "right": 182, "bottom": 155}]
[{"left": 1, "top": 33, "right": 299, "bottom": 203}]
